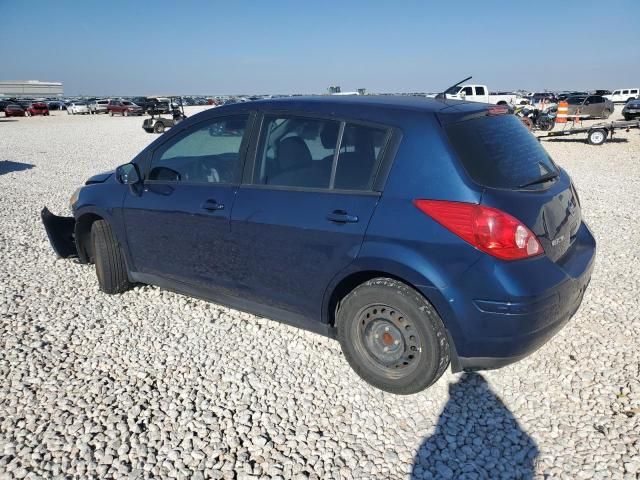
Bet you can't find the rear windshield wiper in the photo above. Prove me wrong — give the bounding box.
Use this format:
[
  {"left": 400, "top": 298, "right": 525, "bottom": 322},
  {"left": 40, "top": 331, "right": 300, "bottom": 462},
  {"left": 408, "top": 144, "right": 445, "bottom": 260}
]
[{"left": 518, "top": 171, "right": 559, "bottom": 188}]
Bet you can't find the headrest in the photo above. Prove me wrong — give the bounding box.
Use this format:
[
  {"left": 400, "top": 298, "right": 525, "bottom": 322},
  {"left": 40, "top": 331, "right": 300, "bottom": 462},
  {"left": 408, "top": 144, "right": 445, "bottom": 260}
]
[{"left": 320, "top": 122, "right": 340, "bottom": 149}]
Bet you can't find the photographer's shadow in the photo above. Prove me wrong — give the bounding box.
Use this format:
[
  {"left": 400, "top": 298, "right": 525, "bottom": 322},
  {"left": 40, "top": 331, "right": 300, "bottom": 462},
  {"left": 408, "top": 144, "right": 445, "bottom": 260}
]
[{"left": 412, "top": 373, "right": 538, "bottom": 480}]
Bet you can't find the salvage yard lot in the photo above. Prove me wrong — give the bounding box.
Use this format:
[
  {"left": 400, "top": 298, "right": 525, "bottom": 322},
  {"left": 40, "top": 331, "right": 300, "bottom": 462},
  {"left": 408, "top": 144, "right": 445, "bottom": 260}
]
[{"left": 1, "top": 105, "right": 639, "bottom": 479}]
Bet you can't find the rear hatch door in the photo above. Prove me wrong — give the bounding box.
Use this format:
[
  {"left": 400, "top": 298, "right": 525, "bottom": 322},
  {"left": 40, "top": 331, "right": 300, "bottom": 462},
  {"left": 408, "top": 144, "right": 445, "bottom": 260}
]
[{"left": 440, "top": 107, "right": 581, "bottom": 262}]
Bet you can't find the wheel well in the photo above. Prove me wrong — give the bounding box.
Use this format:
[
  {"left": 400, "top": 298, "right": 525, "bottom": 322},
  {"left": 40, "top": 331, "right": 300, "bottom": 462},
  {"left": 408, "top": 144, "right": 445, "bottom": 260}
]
[
  {"left": 497, "top": 100, "right": 507, "bottom": 105},
  {"left": 75, "top": 213, "right": 103, "bottom": 263},
  {"left": 327, "top": 270, "right": 414, "bottom": 327}
]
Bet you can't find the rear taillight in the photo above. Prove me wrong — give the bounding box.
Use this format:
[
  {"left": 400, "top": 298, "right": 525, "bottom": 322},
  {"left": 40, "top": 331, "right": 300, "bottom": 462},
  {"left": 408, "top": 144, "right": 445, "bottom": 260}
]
[{"left": 413, "top": 200, "right": 543, "bottom": 261}]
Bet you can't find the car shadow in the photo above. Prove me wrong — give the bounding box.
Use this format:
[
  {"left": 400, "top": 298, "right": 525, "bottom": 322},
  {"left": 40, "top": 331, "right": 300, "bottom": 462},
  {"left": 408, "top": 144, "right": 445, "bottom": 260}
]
[
  {"left": 411, "top": 373, "right": 539, "bottom": 480},
  {"left": 0, "top": 118, "right": 19, "bottom": 122},
  {"left": 0, "top": 160, "right": 35, "bottom": 175}
]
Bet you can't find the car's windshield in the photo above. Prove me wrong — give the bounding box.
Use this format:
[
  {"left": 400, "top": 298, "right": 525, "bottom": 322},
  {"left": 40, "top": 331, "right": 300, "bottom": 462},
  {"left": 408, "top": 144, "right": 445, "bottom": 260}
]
[{"left": 445, "top": 113, "right": 558, "bottom": 190}]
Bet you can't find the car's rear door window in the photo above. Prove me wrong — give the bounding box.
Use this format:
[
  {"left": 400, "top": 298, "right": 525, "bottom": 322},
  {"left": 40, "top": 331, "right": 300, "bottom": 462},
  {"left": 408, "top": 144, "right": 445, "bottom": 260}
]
[
  {"left": 444, "top": 114, "right": 558, "bottom": 190},
  {"left": 333, "top": 124, "right": 387, "bottom": 190},
  {"left": 253, "top": 115, "right": 388, "bottom": 191},
  {"left": 148, "top": 115, "right": 248, "bottom": 184}
]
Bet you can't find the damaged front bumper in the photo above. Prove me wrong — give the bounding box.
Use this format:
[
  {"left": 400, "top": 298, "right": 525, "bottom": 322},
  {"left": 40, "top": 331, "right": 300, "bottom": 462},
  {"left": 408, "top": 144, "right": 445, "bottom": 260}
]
[{"left": 41, "top": 207, "right": 77, "bottom": 258}]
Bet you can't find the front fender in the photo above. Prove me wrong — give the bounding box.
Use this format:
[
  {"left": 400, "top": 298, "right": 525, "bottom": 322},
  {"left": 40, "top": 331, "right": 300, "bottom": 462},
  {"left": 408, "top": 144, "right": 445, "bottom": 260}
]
[{"left": 73, "top": 182, "right": 130, "bottom": 266}]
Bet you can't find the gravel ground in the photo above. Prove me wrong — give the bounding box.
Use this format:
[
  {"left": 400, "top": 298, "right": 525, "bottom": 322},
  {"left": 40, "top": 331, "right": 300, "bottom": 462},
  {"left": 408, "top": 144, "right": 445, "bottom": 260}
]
[{"left": 1, "top": 105, "right": 639, "bottom": 479}]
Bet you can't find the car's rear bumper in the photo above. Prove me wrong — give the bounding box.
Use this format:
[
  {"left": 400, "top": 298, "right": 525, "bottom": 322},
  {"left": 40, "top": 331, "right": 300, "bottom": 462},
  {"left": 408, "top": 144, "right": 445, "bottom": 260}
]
[
  {"left": 41, "top": 207, "right": 77, "bottom": 258},
  {"left": 422, "top": 222, "right": 596, "bottom": 372}
]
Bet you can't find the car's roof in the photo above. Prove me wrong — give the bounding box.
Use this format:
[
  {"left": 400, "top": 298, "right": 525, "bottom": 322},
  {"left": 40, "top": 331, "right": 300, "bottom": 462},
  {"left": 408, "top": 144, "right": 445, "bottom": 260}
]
[
  {"left": 205, "top": 95, "right": 489, "bottom": 125},
  {"left": 248, "top": 95, "right": 462, "bottom": 113}
]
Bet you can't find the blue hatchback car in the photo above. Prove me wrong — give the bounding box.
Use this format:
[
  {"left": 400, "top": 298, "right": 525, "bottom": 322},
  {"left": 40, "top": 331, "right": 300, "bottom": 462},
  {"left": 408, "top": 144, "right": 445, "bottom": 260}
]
[{"left": 43, "top": 96, "right": 595, "bottom": 394}]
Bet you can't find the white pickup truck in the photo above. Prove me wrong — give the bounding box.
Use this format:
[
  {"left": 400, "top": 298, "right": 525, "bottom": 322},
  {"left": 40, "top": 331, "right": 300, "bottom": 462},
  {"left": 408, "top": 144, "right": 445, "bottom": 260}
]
[{"left": 441, "top": 84, "right": 528, "bottom": 105}]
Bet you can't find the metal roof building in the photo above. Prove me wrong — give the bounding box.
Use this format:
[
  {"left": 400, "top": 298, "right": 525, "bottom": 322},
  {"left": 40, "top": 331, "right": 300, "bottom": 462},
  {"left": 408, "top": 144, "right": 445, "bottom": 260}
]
[{"left": 0, "top": 80, "right": 63, "bottom": 96}]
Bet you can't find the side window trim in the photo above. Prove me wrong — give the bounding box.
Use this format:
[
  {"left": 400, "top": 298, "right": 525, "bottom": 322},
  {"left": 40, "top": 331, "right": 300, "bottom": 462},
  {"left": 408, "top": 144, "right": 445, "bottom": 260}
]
[
  {"left": 145, "top": 112, "right": 254, "bottom": 186},
  {"left": 328, "top": 122, "right": 345, "bottom": 189}
]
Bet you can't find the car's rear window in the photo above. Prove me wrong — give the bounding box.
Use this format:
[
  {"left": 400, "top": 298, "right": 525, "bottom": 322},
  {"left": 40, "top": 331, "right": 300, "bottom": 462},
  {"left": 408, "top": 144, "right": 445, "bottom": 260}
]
[{"left": 444, "top": 114, "right": 557, "bottom": 189}]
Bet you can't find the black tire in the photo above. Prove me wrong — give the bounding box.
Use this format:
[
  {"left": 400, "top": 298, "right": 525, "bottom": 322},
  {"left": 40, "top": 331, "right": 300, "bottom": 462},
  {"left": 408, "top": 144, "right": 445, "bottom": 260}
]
[
  {"left": 154, "top": 122, "right": 165, "bottom": 134},
  {"left": 91, "top": 220, "right": 131, "bottom": 294},
  {"left": 337, "top": 278, "right": 450, "bottom": 394},
  {"left": 587, "top": 129, "right": 607, "bottom": 146}
]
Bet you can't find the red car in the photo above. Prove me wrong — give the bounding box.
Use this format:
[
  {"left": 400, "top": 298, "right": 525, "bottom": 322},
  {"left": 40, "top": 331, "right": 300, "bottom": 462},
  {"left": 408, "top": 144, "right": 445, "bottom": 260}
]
[
  {"left": 107, "top": 100, "right": 143, "bottom": 116},
  {"left": 26, "top": 102, "right": 50, "bottom": 116},
  {"left": 4, "top": 104, "right": 26, "bottom": 117}
]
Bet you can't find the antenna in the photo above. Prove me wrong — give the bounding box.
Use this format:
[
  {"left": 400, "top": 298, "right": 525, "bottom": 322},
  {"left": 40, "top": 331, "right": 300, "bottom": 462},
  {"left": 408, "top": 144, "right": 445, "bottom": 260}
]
[{"left": 435, "top": 76, "right": 472, "bottom": 100}]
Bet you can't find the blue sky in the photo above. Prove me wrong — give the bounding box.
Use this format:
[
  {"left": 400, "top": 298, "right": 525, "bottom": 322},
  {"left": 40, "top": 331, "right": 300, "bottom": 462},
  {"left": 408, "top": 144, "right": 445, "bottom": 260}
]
[{"left": 1, "top": 0, "right": 638, "bottom": 95}]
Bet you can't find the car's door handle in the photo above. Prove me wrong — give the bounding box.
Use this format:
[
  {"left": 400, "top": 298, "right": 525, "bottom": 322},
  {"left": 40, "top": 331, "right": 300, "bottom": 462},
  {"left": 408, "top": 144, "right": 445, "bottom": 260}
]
[
  {"left": 327, "top": 210, "right": 358, "bottom": 223},
  {"left": 201, "top": 199, "right": 225, "bottom": 211}
]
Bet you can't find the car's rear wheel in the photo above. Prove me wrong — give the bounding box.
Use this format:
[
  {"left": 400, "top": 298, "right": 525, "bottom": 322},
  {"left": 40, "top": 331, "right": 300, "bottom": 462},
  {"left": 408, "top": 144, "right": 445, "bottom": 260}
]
[
  {"left": 337, "top": 277, "right": 450, "bottom": 395},
  {"left": 154, "top": 122, "right": 165, "bottom": 134},
  {"left": 92, "top": 220, "right": 131, "bottom": 294}
]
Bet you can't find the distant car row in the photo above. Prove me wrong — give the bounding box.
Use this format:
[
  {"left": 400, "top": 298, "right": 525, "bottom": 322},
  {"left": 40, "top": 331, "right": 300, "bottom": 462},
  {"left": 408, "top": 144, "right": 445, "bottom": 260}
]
[{"left": 1, "top": 100, "right": 50, "bottom": 117}]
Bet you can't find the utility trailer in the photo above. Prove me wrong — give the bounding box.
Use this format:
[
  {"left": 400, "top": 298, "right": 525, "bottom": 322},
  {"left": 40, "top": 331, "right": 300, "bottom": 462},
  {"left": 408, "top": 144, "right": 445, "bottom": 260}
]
[{"left": 537, "top": 120, "right": 640, "bottom": 145}]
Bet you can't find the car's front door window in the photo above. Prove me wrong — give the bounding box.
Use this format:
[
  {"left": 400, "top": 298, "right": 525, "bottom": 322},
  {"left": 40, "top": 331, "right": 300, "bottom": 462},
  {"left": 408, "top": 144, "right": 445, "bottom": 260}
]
[{"left": 148, "top": 115, "right": 249, "bottom": 184}]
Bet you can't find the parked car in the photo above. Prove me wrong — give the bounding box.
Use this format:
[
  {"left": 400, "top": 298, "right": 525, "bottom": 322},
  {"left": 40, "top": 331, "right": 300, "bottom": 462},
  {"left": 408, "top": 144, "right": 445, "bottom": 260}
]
[
  {"left": 47, "top": 101, "right": 66, "bottom": 111},
  {"left": 26, "top": 102, "right": 50, "bottom": 116},
  {"left": 41, "top": 96, "right": 595, "bottom": 395},
  {"left": 528, "top": 92, "right": 558, "bottom": 105},
  {"left": 67, "top": 102, "right": 90, "bottom": 115},
  {"left": 4, "top": 104, "right": 26, "bottom": 117},
  {"left": 108, "top": 100, "right": 143, "bottom": 116},
  {"left": 566, "top": 95, "right": 614, "bottom": 118},
  {"left": 0, "top": 99, "right": 18, "bottom": 112},
  {"left": 131, "top": 97, "right": 170, "bottom": 114},
  {"left": 557, "top": 91, "right": 588, "bottom": 102},
  {"left": 604, "top": 88, "right": 639, "bottom": 103},
  {"left": 622, "top": 98, "right": 640, "bottom": 120},
  {"left": 88, "top": 99, "right": 110, "bottom": 114},
  {"left": 592, "top": 90, "right": 611, "bottom": 97},
  {"left": 441, "top": 84, "right": 527, "bottom": 105}
]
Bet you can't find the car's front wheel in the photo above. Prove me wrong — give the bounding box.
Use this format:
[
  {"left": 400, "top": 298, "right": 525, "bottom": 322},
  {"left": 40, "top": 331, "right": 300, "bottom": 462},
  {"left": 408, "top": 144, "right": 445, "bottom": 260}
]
[
  {"left": 92, "top": 220, "right": 131, "bottom": 294},
  {"left": 337, "top": 278, "right": 450, "bottom": 395}
]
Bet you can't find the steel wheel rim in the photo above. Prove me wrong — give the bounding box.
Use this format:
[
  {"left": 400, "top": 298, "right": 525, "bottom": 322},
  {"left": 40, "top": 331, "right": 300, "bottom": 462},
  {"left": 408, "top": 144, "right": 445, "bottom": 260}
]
[
  {"left": 591, "top": 131, "right": 604, "bottom": 143},
  {"left": 354, "top": 304, "right": 423, "bottom": 378}
]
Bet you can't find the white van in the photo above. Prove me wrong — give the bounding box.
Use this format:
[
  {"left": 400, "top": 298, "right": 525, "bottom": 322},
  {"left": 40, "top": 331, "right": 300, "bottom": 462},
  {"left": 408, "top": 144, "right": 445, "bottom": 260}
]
[{"left": 605, "top": 88, "right": 639, "bottom": 103}]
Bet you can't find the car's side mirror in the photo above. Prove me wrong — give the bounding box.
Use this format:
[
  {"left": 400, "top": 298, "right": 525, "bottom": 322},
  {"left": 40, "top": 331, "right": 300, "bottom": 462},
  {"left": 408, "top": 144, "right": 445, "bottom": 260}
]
[{"left": 116, "top": 163, "right": 141, "bottom": 185}]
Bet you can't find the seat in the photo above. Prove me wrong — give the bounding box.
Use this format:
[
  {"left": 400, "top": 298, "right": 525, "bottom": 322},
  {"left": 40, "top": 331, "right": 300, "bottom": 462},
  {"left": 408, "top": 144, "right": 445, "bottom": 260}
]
[
  {"left": 268, "top": 136, "right": 330, "bottom": 188},
  {"left": 334, "top": 128, "right": 377, "bottom": 190}
]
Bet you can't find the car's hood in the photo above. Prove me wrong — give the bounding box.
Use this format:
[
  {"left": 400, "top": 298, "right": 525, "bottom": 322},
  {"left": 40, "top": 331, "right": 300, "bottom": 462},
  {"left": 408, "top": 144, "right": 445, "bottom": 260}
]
[
  {"left": 625, "top": 100, "right": 640, "bottom": 107},
  {"left": 85, "top": 170, "right": 113, "bottom": 185}
]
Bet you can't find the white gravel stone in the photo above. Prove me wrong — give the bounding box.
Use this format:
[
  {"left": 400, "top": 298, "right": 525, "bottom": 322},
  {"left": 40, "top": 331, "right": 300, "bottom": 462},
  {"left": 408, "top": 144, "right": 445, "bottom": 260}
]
[{"left": 0, "top": 105, "right": 639, "bottom": 478}]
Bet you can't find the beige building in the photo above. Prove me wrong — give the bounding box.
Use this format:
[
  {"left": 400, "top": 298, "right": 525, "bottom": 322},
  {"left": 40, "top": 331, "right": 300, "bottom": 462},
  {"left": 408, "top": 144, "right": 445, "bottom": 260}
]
[{"left": 0, "top": 80, "right": 63, "bottom": 97}]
